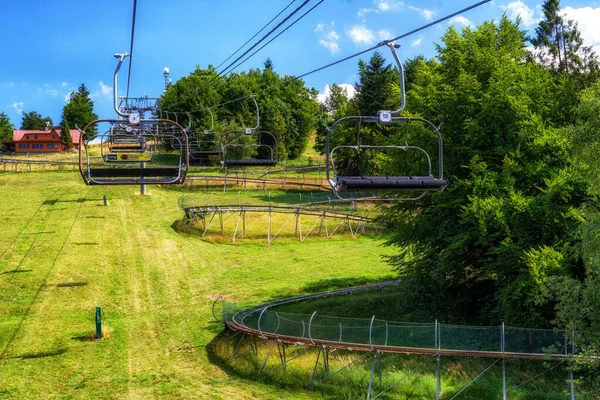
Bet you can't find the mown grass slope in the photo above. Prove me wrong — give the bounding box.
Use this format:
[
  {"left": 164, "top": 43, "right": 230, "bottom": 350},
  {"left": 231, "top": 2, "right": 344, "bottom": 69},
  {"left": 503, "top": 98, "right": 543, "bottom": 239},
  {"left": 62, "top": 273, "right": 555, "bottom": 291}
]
[{"left": 0, "top": 171, "right": 392, "bottom": 399}]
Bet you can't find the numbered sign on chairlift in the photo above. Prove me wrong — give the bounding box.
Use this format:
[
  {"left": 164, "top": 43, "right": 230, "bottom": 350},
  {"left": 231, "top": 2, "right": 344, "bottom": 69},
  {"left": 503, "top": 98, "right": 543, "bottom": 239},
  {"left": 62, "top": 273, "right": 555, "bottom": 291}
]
[
  {"left": 128, "top": 113, "right": 141, "bottom": 125},
  {"left": 378, "top": 111, "right": 393, "bottom": 124}
]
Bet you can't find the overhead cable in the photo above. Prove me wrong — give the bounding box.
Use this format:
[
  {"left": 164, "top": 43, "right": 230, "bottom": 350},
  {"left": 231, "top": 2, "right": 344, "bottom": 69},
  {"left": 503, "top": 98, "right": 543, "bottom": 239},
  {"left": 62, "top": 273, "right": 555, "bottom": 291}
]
[
  {"left": 214, "top": 0, "right": 298, "bottom": 72},
  {"left": 167, "top": 0, "right": 312, "bottom": 110},
  {"left": 228, "top": 0, "right": 326, "bottom": 73},
  {"left": 166, "top": 0, "right": 492, "bottom": 116},
  {"left": 218, "top": 0, "right": 312, "bottom": 76},
  {"left": 125, "top": 0, "right": 138, "bottom": 103}
]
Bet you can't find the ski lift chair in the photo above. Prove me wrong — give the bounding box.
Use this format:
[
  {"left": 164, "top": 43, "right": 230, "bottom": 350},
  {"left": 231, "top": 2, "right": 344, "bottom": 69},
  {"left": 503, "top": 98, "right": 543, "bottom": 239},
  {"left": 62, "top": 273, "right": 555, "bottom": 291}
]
[{"left": 325, "top": 42, "right": 448, "bottom": 201}]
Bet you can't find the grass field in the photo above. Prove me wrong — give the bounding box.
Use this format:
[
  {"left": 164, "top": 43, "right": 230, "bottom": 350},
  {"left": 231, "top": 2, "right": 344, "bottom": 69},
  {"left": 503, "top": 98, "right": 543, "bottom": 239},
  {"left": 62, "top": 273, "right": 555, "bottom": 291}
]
[
  {"left": 0, "top": 170, "right": 592, "bottom": 399},
  {"left": 0, "top": 171, "right": 393, "bottom": 399}
]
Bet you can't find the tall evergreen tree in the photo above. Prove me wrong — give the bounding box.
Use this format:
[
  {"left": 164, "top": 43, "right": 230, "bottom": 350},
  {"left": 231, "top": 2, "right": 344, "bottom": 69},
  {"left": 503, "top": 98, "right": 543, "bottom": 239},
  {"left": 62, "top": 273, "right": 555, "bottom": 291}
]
[
  {"left": 530, "top": 0, "right": 596, "bottom": 75},
  {"left": 0, "top": 112, "right": 14, "bottom": 147},
  {"left": 530, "top": 0, "right": 599, "bottom": 125},
  {"left": 355, "top": 51, "right": 399, "bottom": 115},
  {"left": 62, "top": 83, "right": 99, "bottom": 140},
  {"left": 20, "top": 111, "right": 52, "bottom": 130},
  {"left": 60, "top": 119, "right": 73, "bottom": 149}
]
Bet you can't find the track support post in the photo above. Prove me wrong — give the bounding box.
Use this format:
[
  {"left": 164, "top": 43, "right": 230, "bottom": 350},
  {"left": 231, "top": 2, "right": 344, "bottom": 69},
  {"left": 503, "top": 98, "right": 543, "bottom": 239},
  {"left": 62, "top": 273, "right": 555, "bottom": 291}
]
[{"left": 366, "top": 350, "right": 380, "bottom": 400}]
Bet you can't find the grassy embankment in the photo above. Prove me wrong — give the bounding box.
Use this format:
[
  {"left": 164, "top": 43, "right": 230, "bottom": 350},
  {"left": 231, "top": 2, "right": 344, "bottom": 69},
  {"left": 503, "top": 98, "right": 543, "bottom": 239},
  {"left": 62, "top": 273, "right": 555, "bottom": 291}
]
[
  {"left": 0, "top": 171, "right": 391, "bottom": 399},
  {"left": 0, "top": 168, "right": 591, "bottom": 398}
]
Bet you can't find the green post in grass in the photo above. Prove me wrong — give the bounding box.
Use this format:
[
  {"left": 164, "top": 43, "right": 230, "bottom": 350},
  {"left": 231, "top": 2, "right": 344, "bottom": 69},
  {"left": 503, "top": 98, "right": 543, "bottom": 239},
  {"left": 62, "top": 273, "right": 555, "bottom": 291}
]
[
  {"left": 95, "top": 307, "right": 102, "bottom": 339},
  {"left": 103, "top": 195, "right": 107, "bottom": 206}
]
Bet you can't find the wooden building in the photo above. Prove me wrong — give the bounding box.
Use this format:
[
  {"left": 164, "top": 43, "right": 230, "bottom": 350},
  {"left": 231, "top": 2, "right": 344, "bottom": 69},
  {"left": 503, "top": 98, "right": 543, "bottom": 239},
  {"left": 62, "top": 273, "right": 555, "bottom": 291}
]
[{"left": 11, "top": 127, "right": 81, "bottom": 153}]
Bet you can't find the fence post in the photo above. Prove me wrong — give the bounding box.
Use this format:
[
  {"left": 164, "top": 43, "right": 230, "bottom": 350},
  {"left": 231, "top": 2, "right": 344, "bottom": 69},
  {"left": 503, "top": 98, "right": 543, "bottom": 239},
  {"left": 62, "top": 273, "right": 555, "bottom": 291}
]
[
  {"left": 569, "top": 330, "right": 575, "bottom": 400},
  {"left": 502, "top": 322, "right": 506, "bottom": 400},
  {"left": 95, "top": 307, "right": 102, "bottom": 339},
  {"left": 435, "top": 320, "right": 441, "bottom": 400}
]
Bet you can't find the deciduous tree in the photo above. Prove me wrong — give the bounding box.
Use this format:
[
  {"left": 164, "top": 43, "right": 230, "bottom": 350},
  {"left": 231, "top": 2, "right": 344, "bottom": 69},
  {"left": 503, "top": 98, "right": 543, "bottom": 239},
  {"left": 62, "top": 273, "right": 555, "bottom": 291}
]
[
  {"left": 0, "top": 112, "right": 14, "bottom": 147},
  {"left": 20, "top": 111, "right": 52, "bottom": 130}
]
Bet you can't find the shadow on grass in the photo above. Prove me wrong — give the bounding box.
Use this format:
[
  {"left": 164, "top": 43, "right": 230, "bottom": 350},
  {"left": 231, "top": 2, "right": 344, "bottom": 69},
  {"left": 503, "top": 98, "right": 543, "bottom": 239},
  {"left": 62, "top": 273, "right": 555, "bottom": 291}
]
[
  {"left": 85, "top": 216, "right": 105, "bottom": 219},
  {"left": 1, "top": 269, "right": 32, "bottom": 275},
  {"left": 254, "top": 191, "right": 337, "bottom": 206},
  {"left": 298, "top": 276, "right": 397, "bottom": 295},
  {"left": 43, "top": 198, "right": 102, "bottom": 205},
  {"left": 72, "top": 242, "right": 98, "bottom": 246},
  {"left": 71, "top": 333, "right": 98, "bottom": 342},
  {"left": 29, "top": 231, "right": 56, "bottom": 235},
  {"left": 18, "top": 348, "right": 67, "bottom": 359},
  {"left": 51, "top": 282, "right": 88, "bottom": 288}
]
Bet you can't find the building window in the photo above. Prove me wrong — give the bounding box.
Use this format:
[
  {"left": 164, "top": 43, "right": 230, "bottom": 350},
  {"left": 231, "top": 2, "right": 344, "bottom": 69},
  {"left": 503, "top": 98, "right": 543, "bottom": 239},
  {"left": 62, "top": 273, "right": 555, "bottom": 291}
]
[
  {"left": 34, "top": 135, "right": 38, "bottom": 139},
  {"left": 52, "top": 134, "right": 56, "bottom": 139},
  {"left": 32, "top": 144, "right": 43, "bottom": 149},
  {"left": 19, "top": 144, "right": 30, "bottom": 149},
  {"left": 47, "top": 144, "right": 58, "bottom": 149},
  {"left": 25, "top": 135, "right": 29, "bottom": 139}
]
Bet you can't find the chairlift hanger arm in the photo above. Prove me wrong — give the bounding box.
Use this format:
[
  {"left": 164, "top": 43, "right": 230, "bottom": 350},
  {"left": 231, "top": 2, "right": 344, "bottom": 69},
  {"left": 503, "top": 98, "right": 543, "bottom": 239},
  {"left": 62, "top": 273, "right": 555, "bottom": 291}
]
[
  {"left": 204, "top": 108, "right": 215, "bottom": 134},
  {"left": 382, "top": 42, "right": 406, "bottom": 115},
  {"left": 113, "top": 53, "right": 131, "bottom": 118}
]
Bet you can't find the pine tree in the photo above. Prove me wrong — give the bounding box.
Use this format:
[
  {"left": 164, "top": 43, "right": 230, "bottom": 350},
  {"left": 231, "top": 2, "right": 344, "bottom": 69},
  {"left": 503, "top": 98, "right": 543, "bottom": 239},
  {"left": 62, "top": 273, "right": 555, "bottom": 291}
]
[
  {"left": 60, "top": 119, "right": 73, "bottom": 150},
  {"left": 530, "top": 0, "right": 598, "bottom": 75},
  {"left": 355, "top": 51, "right": 399, "bottom": 115},
  {"left": 62, "top": 83, "right": 99, "bottom": 140}
]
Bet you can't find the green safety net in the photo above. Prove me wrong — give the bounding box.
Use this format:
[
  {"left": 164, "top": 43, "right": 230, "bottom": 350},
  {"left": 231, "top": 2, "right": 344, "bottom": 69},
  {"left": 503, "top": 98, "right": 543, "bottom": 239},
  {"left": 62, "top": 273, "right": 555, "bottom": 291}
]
[{"left": 221, "top": 302, "right": 569, "bottom": 356}]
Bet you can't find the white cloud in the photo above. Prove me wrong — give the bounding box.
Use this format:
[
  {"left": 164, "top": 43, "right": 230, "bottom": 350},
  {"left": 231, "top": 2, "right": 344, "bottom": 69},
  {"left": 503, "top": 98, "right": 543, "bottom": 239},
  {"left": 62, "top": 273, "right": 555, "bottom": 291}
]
[
  {"left": 317, "top": 84, "right": 356, "bottom": 105},
  {"left": 38, "top": 84, "right": 61, "bottom": 97},
  {"left": 500, "top": 1, "right": 540, "bottom": 27},
  {"left": 11, "top": 102, "right": 24, "bottom": 114},
  {"left": 64, "top": 90, "right": 74, "bottom": 102},
  {"left": 408, "top": 6, "right": 435, "bottom": 21},
  {"left": 319, "top": 39, "right": 340, "bottom": 53},
  {"left": 563, "top": 6, "right": 600, "bottom": 53},
  {"left": 450, "top": 15, "right": 474, "bottom": 28},
  {"left": 61, "top": 81, "right": 68, "bottom": 88},
  {"left": 412, "top": 36, "right": 423, "bottom": 47},
  {"left": 358, "top": 0, "right": 403, "bottom": 17},
  {"left": 6, "top": 82, "right": 14, "bottom": 88},
  {"left": 376, "top": 0, "right": 403, "bottom": 12},
  {"left": 347, "top": 25, "right": 375, "bottom": 45},
  {"left": 357, "top": 7, "right": 377, "bottom": 17},
  {"left": 377, "top": 29, "right": 392, "bottom": 41},
  {"left": 98, "top": 81, "right": 112, "bottom": 98},
  {"left": 316, "top": 22, "right": 341, "bottom": 54}
]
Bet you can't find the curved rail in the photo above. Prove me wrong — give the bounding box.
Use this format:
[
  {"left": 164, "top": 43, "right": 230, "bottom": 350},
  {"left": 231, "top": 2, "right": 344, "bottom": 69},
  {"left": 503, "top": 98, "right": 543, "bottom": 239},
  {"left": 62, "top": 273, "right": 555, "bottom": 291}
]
[
  {"left": 184, "top": 205, "right": 372, "bottom": 222},
  {"left": 184, "top": 175, "right": 330, "bottom": 191},
  {"left": 216, "top": 282, "right": 573, "bottom": 361}
]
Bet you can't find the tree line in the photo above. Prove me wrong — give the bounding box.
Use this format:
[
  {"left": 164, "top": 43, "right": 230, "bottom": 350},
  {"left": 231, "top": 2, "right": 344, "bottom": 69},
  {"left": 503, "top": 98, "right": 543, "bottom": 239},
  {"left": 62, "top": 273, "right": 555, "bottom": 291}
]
[
  {"left": 158, "top": 60, "right": 319, "bottom": 161},
  {"left": 0, "top": 84, "right": 97, "bottom": 151},
  {"left": 313, "top": 0, "right": 600, "bottom": 383}
]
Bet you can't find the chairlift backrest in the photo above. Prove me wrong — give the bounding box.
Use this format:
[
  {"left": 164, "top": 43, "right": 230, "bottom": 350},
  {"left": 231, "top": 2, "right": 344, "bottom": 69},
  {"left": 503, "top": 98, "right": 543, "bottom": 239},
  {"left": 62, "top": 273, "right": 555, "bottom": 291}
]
[{"left": 325, "top": 42, "right": 447, "bottom": 201}]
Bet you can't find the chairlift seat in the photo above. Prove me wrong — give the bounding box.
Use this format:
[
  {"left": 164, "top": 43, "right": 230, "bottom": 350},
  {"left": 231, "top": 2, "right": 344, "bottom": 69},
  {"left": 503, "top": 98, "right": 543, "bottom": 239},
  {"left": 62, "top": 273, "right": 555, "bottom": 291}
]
[
  {"left": 109, "top": 146, "right": 146, "bottom": 153},
  {"left": 88, "top": 167, "right": 182, "bottom": 178},
  {"left": 193, "top": 150, "right": 223, "bottom": 156},
  {"left": 223, "top": 159, "right": 277, "bottom": 167},
  {"left": 336, "top": 176, "right": 448, "bottom": 191}
]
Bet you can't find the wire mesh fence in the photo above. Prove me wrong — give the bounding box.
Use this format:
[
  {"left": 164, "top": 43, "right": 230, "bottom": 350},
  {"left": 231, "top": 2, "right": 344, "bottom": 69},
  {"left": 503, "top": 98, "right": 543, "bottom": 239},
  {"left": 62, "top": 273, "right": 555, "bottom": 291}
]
[{"left": 222, "top": 303, "right": 571, "bottom": 357}]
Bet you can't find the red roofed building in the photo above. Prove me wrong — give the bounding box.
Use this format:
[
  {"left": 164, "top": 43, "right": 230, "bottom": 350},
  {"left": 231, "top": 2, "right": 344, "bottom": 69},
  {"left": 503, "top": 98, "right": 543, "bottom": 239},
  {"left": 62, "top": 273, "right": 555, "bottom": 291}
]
[{"left": 11, "top": 127, "right": 81, "bottom": 153}]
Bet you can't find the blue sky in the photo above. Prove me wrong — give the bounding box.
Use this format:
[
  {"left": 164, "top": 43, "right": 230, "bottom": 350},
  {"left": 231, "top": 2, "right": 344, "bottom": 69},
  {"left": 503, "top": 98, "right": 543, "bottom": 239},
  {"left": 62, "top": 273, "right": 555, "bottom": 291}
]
[{"left": 2, "top": 0, "right": 600, "bottom": 128}]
